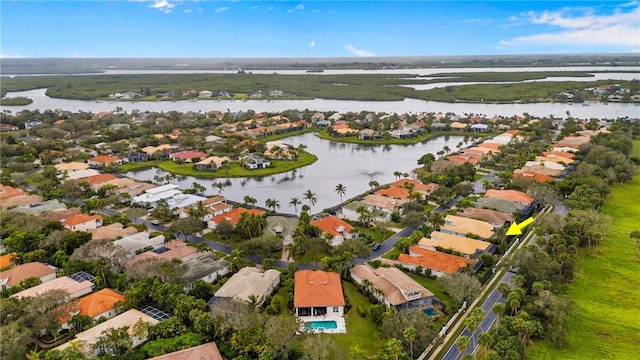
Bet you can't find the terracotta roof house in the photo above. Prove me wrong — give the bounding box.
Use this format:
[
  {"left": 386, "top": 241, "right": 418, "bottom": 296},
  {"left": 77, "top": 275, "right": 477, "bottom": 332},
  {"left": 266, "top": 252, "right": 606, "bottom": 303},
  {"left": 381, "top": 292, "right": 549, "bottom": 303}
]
[
  {"left": 195, "top": 156, "right": 230, "bottom": 171},
  {"left": 418, "top": 232, "right": 496, "bottom": 258},
  {"left": 542, "top": 151, "right": 576, "bottom": 160},
  {"left": 294, "top": 270, "right": 345, "bottom": 318},
  {"left": 125, "top": 240, "right": 200, "bottom": 267},
  {"left": 60, "top": 288, "right": 125, "bottom": 325},
  {"left": 455, "top": 207, "right": 514, "bottom": 227},
  {"left": 375, "top": 186, "right": 410, "bottom": 200},
  {"left": 141, "top": 144, "right": 175, "bottom": 156},
  {"left": 0, "top": 184, "right": 27, "bottom": 199},
  {"left": 148, "top": 342, "right": 223, "bottom": 360},
  {"left": 39, "top": 207, "right": 82, "bottom": 222},
  {"left": 448, "top": 154, "right": 481, "bottom": 166},
  {"left": 80, "top": 173, "right": 118, "bottom": 187},
  {"left": 512, "top": 170, "right": 556, "bottom": 183},
  {"left": 350, "top": 264, "right": 435, "bottom": 310},
  {"left": 11, "top": 276, "right": 94, "bottom": 300},
  {"left": 517, "top": 164, "right": 562, "bottom": 177},
  {"left": 61, "top": 213, "right": 103, "bottom": 231},
  {"left": 207, "top": 207, "right": 265, "bottom": 229},
  {"left": 89, "top": 223, "right": 138, "bottom": 241},
  {"left": 485, "top": 189, "right": 534, "bottom": 205},
  {"left": 477, "top": 143, "right": 502, "bottom": 151},
  {"left": 450, "top": 122, "right": 468, "bottom": 131},
  {"left": 55, "top": 162, "right": 90, "bottom": 173},
  {"left": 170, "top": 151, "right": 207, "bottom": 162},
  {"left": 0, "top": 193, "right": 43, "bottom": 210},
  {"left": 389, "top": 179, "right": 439, "bottom": 194},
  {"left": 0, "top": 262, "right": 57, "bottom": 290},
  {"left": 55, "top": 309, "right": 158, "bottom": 355},
  {"left": 87, "top": 155, "right": 123, "bottom": 167},
  {"left": 214, "top": 267, "right": 280, "bottom": 305},
  {"left": 0, "top": 253, "right": 16, "bottom": 269},
  {"left": 397, "top": 246, "right": 475, "bottom": 277},
  {"left": 441, "top": 215, "right": 495, "bottom": 239},
  {"left": 310, "top": 216, "right": 357, "bottom": 246},
  {"left": 0, "top": 123, "right": 19, "bottom": 131}
]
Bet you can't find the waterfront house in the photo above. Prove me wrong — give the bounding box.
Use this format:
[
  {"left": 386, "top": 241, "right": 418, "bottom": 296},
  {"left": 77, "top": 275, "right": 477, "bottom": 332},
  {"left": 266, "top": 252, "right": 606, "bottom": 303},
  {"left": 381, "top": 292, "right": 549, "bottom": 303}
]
[
  {"left": 242, "top": 154, "right": 271, "bottom": 169},
  {"left": 207, "top": 207, "right": 265, "bottom": 229},
  {"left": 87, "top": 155, "right": 123, "bottom": 167},
  {"left": 199, "top": 90, "right": 213, "bottom": 97},
  {"left": 310, "top": 216, "right": 357, "bottom": 246}
]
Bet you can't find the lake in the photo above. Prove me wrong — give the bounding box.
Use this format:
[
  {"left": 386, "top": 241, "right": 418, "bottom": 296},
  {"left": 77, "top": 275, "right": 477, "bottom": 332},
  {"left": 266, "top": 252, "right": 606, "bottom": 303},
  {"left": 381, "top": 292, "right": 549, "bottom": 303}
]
[{"left": 125, "top": 133, "right": 467, "bottom": 214}]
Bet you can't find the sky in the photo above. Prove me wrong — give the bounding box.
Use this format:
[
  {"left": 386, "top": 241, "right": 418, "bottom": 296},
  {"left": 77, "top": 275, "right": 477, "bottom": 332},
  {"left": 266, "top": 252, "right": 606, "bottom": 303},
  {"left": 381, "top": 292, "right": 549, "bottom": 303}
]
[{"left": 1, "top": 0, "right": 639, "bottom": 58}]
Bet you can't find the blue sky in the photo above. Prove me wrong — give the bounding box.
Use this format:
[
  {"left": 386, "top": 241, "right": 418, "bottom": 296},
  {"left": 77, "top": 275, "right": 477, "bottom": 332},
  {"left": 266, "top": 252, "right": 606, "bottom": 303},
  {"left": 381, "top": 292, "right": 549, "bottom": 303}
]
[{"left": 1, "top": 1, "right": 639, "bottom": 58}]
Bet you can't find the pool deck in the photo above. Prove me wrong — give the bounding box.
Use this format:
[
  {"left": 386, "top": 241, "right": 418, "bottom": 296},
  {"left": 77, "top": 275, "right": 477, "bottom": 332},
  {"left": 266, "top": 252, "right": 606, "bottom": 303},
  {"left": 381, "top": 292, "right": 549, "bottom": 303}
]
[{"left": 299, "top": 315, "right": 347, "bottom": 334}]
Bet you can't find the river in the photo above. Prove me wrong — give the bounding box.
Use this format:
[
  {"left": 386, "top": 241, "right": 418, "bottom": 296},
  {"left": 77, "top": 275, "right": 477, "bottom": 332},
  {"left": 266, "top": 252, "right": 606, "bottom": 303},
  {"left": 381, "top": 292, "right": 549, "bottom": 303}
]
[
  {"left": 125, "top": 133, "right": 467, "bottom": 214},
  {"left": 2, "top": 88, "right": 639, "bottom": 119}
]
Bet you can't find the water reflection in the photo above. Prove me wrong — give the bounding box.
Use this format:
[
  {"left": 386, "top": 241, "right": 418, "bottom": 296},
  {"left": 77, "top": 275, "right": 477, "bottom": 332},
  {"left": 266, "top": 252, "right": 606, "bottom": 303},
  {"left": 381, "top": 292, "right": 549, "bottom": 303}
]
[{"left": 126, "top": 133, "right": 466, "bottom": 214}]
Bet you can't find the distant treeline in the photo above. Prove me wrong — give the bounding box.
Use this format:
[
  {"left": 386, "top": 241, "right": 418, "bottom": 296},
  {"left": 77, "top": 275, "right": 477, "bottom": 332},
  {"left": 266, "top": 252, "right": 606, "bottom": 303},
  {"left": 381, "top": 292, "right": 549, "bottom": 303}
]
[{"left": 1, "top": 71, "right": 638, "bottom": 103}]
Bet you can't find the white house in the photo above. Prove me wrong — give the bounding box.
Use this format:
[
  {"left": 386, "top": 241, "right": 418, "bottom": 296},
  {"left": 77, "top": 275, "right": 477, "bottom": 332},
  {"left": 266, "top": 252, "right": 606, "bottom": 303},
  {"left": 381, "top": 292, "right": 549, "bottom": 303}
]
[
  {"left": 61, "top": 214, "right": 103, "bottom": 231},
  {"left": 199, "top": 90, "right": 213, "bottom": 98}
]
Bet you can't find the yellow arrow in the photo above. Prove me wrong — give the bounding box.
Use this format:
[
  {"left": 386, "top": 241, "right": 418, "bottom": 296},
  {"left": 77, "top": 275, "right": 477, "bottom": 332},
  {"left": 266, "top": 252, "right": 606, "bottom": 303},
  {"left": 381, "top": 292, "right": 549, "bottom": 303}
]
[{"left": 506, "top": 217, "right": 534, "bottom": 236}]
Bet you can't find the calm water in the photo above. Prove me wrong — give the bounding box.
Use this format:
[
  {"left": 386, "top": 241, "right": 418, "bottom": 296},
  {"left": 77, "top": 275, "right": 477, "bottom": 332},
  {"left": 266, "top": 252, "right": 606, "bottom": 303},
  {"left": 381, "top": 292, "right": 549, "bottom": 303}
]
[
  {"left": 2, "top": 88, "right": 639, "bottom": 119},
  {"left": 125, "top": 133, "right": 467, "bottom": 214}
]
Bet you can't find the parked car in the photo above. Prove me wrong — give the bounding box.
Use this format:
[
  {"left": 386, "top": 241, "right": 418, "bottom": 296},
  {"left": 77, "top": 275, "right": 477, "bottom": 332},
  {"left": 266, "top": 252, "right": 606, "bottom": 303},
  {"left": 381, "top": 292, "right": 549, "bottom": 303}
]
[
  {"left": 151, "top": 220, "right": 160, "bottom": 225},
  {"left": 372, "top": 243, "right": 381, "bottom": 251}
]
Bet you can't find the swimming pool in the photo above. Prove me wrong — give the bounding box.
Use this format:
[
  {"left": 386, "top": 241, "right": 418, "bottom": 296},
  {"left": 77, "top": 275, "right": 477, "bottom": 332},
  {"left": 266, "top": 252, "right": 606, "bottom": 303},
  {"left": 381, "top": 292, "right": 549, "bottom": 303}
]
[{"left": 305, "top": 320, "right": 338, "bottom": 331}]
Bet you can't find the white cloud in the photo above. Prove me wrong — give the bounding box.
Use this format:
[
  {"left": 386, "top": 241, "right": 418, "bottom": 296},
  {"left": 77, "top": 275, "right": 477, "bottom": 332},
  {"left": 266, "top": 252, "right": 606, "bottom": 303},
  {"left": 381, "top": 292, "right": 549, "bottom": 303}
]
[
  {"left": 215, "top": 6, "right": 228, "bottom": 13},
  {"left": 296, "top": 4, "right": 304, "bottom": 10},
  {"left": 0, "top": 54, "right": 23, "bottom": 59},
  {"left": 183, "top": 9, "right": 191, "bottom": 13},
  {"left": 310, "top": 40, "right": 316, "bottom": 48},
  {"left": 344, "top": 44, "right": 375, "bottom": 57},
  {"left": 149, "top": 0, "right": 175, "bottom": 13},
  {"left": 288, "top": 4, "right": 304, "bottom": 13},
  {"left": 501, "top": 5, "right": 640, "bottom": 50}
]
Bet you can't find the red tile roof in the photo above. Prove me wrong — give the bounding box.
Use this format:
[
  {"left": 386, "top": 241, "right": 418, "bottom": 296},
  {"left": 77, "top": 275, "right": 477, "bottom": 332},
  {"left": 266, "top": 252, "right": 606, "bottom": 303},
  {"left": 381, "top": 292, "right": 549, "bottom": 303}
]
[
  {"left": 512, "top": 171, "right": 555, "bottom": 183},
  {"left": 62, "top": 213, "right": 103, "bottom": 226},
  {"left": 485, "top": 189, "right": 534, "bottom": 204},
  {"left": 82, "top": 173, "right": 118, "bottom": 186},
  {"left": 376, "top": 187, "right": 410, "bottom": 199},
  {"left": 0, "top": 262, "right": 56, "bottom": 287},
  {"left": 294, "top": 270, "right": 345, "bottom": 308},
  {"left": 171, "top": 151, "right": 207, "bottom": 160},
  {"left": 398, "top": 246, "right": 474, "bottom": 274},
  {"left": 60, "top": 288, "right": 124, "bottom": 323},
  {"left": 0, "top": 253, "right": 16, "bottom": 269},
  {"left": 148, "top": 342, "right": 223, "bottom": 360},
  {"left": 448, "top": 154, "right": 481, "bottom": 165},
  {"left": 88, "top": 155, "right": 121, "bottom": 164},
  {"left": 389, "top": 179, "right": 439, "bottom": 193},
  {"left": 310, "top": 216, "right": 354, "bottom": 237},
  {"left": 210, "top": 207, "right": 265, "bottom": 226}
]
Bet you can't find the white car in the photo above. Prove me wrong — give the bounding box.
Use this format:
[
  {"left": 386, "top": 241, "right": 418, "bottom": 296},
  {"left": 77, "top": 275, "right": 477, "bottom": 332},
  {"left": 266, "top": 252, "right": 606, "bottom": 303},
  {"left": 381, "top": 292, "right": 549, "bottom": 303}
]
[{"left": 150, "top": 220, "right": 160, "bottom": 225}]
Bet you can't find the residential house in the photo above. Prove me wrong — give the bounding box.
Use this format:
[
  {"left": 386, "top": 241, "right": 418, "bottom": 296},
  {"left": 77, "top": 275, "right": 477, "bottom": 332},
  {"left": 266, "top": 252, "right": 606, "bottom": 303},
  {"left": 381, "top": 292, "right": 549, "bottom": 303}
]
[
  {"left": 341, "top": 201, "right": 392, "bottom": 223},
  {"left": 11, "top": 276, "right": 94, "bottom": 300},
  {"left": 430, "top": 122, "right": 447, "bottom": 131},
  {"left": 166, "top": 193, "right": 208, "bottom": 212},
  {"left": 311, "top": 112, "right": 325, "bottom": 122},
  {"left": 440, "top": 215, "right": 495, "bottom": 239},
  {"left": 125, "top": 240, "right": 200, "bottom": 267},
  {"left": 181, "top": 253, "right": 231, "bottom": 290},
  {"left": 269, "top": 89, "right": 284, "bottom": 97},
  {"left": 170, "top": 151, "right": 207, "bottom": 163},
  {"left": 63, "top": 169, "right": 102, "bottom": 181},
  {"left": 140, "top": 144, "right": 176, "bottom": 158},
  {"left": 473, "top": 197, "right": 534, "bottom": 217},
  {"left": 24, "top": 119, "right": 42, "bottom": 129},
  {"left": 242, "top": 154, "right": 271, "bottom": 169},
  {"left": 375, "top": 186, "right": 410, "bottom": 200},
  {"left": 60, "top": 288, "right": 125, "bottom": 327},
  {"left": 450, "top": 122, "right": 468, "bottom": 131},
  {"left": 89, "top": 223, "right": 138, "bottom": 241},
  {"left": 6, "top": 199, "right": 67, "bottom": 216},
  {"left": 148, "top": 342, "right": 223, "bottom": 360},
  {"left": 201, "top": 196, "right": 233, "bottom": 222},
  {"left": 87, "top": 155, "right": 123, "bottom": 167},
  {"left": 132, "top": 184, "right": 182, "bottom": 208},
  {"left": 55, "top": 309, "right": 158, "bottom": 355},
  {"left": 103, "top": 178, "right": 157, "bottom": 198},
  {"left": 0, "top": 262, "right": 57, "bottom": 290},
  {"left": 195, "top": 156, "right": 230, "bottom": 171},
  {"left": 470, "top": 124, "right": 489, "bottom": 132},
  {"left": 512, "top": 169, "right": 556, "bottom": 183},
  {"left": 358, "top": 128, "right": 378, "bottom": 140},
  {"left": 294, "top": 270, "right": 345, "bottom": 317},
  {"left": 455, "top": 207, "right": 514, "bottom": 227},
  {"left": 213, "top": 267, "right": 280, "bottom": 305},
  {"left": 397, "top": 246, "right": 475, "bottom": 277},
  {"left": 390, "top": 127, "right": 414, "bottom": 139},
  {"left": 0, "top": 123, "right": 19, "bottom": 131},
  {"left": 61, "top": 213, "right": 103, "bottom": 231},
  {"left": 418, "top": 232, "right": 496, "bottom": 258},
  {"left": 485, "top": 189, "right": 535, "bottom": 206},
  {"left": 350, "top": 264, "right": 435, "bottom": 310},
  {"left": 81, "top": 173, "right": 118, "bottom": 188},
  {"left": 207, "top": 207, "right": 265, "bottom": 229},
  {"left": 199, "top": 90, "right": 213, "bottom": 97},
  {"left": 122, "top": 151, "right": 148, "bottom": 163},
  {"left": 55, "top": 162, "right": 90, "bottom": 174},
  {"left": 310, "top": 216, "right": 357, "bottom": 246},
  {"left": 113, "top": 232, "right": 166, "bottom": 256}
]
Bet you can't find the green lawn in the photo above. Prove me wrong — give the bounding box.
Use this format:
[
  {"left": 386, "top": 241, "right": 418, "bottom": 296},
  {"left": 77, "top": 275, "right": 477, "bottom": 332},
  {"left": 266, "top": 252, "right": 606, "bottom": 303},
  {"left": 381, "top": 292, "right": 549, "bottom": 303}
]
[
  {"left": 119, "top": 152, "right": 317, "bottom": 178},
  {"left": 528, "top": 140, "right": 640, "bottom": 360},
  {"left": 327, "top": 282, "right": 382, "bottom": 356}
]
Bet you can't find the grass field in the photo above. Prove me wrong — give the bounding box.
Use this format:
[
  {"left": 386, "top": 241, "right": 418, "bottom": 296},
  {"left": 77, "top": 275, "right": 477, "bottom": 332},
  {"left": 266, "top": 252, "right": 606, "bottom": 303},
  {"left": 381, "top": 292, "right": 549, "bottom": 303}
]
[{"left": 528, "top": 140, "right": 640, "bottom": 360}]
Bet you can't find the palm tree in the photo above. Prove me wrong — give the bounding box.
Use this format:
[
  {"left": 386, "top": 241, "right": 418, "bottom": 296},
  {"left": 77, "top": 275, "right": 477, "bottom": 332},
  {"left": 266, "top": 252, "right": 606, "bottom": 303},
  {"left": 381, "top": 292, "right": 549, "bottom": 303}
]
[
  {"left": 289, "top": 197, "right": 302, "bottom": 215},
  {"left": 368, "top": 180, "right": 380, "bottom": 190},
  {"left": 429, "top": 212, "right": 445, "bottom": 231},
  {"left": 357, "top": 205, "right": 373, "bottom": 227},
  {"left": 215, "top": 182, "right": 225, "bottom": 196},
  {"left": 393, "top": 171, "right": 402, "bottom": 180},
  {"left": 243, "top": 195, "right": 257, "bottom": 208},
  {"left": 456, "top": 335, "right": 470, "bottom": 354},
  {"left": 303, "top": 189, "right": 317, "bottom": 207},
  {"left": 403, "top": 326, "right": 417, "bottom": 359},
  {"left": 265, "top": 198, "right": 280, "bottom": 212},
  {"left": 335, "top": 183, "right": 347, "bottom": 203},
  {"left": 190, "top": 181, "right": 206, "bottom": 196},
  {"left": 188, "top": 201, "right": 207, "bottom": 221}
]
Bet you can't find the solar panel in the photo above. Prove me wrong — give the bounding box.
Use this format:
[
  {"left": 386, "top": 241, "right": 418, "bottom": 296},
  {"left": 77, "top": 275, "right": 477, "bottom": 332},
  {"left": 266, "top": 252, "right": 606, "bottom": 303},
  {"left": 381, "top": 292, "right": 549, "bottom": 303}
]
[
  {"left": 69, "top": 271, "right": 96, "bottom": 283},
  {"left": 139, "top": 305, "right": 172, "bottom": 321}
]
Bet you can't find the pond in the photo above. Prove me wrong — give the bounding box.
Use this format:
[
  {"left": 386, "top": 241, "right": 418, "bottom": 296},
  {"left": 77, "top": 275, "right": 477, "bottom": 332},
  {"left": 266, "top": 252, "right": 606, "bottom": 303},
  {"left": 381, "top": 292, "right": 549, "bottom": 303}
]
[{"left": 126, "top": 133, "right": 467, "bottom": 214}]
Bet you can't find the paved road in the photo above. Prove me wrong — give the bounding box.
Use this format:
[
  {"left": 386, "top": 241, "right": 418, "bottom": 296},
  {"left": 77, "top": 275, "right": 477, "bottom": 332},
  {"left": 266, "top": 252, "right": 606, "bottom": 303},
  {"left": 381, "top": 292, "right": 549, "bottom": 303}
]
[{"left": 441, "top": 271, "right": 515, "bottom": 360}]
